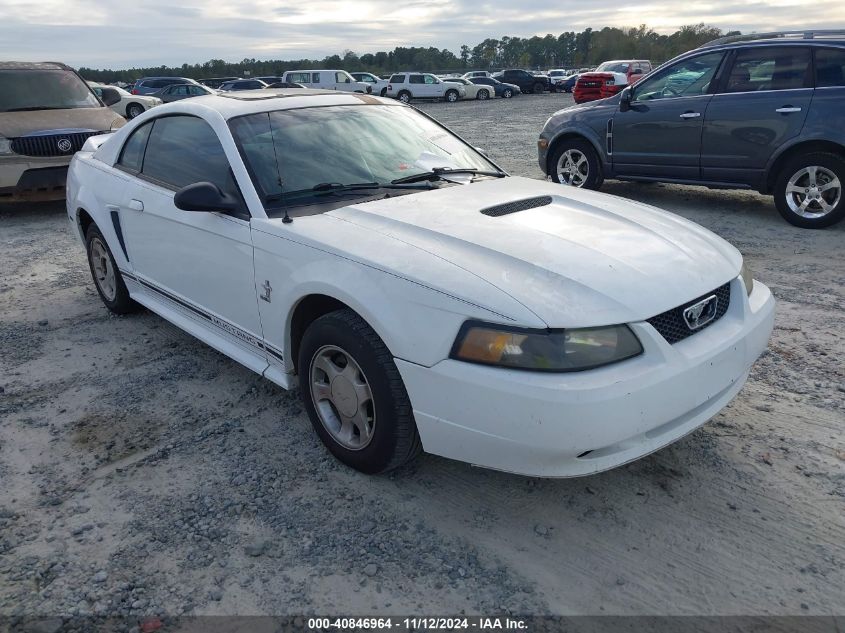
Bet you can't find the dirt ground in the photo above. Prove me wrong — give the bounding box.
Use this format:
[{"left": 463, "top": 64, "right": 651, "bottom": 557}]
[{"left": 1, "top": 92, "right": 844, "bottom": 619}]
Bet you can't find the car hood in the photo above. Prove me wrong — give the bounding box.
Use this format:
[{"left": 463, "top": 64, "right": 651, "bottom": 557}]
[
  {"left": 328, "top": 177, "right": 741, "bottom": 327},
  {"left": 0, "top": 107, "right": 118, "bottom": 137}
]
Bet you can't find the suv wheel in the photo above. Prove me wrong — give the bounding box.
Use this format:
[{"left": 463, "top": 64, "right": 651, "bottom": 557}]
[
  {"left": 502, "top": 88, "right": 513, "bottom": 98},
  {"left": 550, "top": 140, "right": 603, "bottom": 189},
  {"left": 533, "top": 82, "right": 545, "bottom": 94},
  {"left": 379, "top": 87, "right": 387, "bottom": 97},
  {"left": 774, "top": 152, "right": 845, "bottom": 228},
  {"left": 397, "top": 90, "right": 411, "bottom": 104},
  {"left": 445, "top": 89, "right": 459, "bottom": 103},
  {"left": 299, "top": 309, "right": 422, "bottom": 474}
]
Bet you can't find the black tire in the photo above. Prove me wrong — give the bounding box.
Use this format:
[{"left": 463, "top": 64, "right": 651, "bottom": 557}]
[
  {"left": 85, "top": 224, "right": 140, "bottom": 314},
  {"left": 502, "top": 88, "right": 513, "bottom": 99},
  {"left": 548, "top": 138, "right": 603, "bottom": 190},
  {"left": 298, "top": 309, "right": 422, "bottom": 474},
  {"left": 773, "top": 151, "right": 845, "bottom": 229},
  {"left": 533, "top": 82, "right": 545, "bottom": 94},
  {"left": 397, "top": 90, "right": 411, "bottom": 104},
  {"left": 126, "top": 103, "right": 144, "bottom": 119},
  {"left": 445, "top": 89, "right": 459, "bottom": 103},
  {"left": 379, "top": 87, "right": 387, "bottom": 97},
  {"left": 476, "top": 89, "right": 490, "bottom": 100}
]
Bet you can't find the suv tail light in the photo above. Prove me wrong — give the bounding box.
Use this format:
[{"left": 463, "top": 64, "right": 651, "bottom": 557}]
[
  {"left": 130, "top": 88, "right": 138, "bottom": 95},
  {"left": 387, "top": 84, "right": 392, "bottom": 91}
]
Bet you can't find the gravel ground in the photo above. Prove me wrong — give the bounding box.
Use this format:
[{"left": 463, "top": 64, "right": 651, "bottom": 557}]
[{"left": 1, "top": 92, "right": 844, "bottom": 619}]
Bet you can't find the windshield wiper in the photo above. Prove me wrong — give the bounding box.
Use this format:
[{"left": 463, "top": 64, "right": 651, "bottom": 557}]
[
  {"left": 391, "top": 167, "right": 505, "bottom": 184},
  {"left": 2, "top": 106, "right": 69, "bottom": 112},
  {"left": 263, "top": 181, "right": 432, "bottom": 205}
]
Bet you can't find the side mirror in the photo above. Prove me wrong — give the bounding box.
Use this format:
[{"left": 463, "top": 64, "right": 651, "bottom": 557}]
[
  {"left": 174, "top": 182, "right": 240, "bottom": 213},
  {"left": 99, "top": 87, "right": 122, "bottom": 107},
  {"left": 619, "top": 86, "right": 633, "bottom": 112}
]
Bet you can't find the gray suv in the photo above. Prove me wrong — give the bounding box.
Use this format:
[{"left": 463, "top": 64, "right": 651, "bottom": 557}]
[{"left": 538, "top": 31, "right": 845, "bottom": 228}]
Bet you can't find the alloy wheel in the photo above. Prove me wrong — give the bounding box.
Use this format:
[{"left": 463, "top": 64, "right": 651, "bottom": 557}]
[
  {"left": 309, "top": 344, "right": 376, "bottom": 451},
  {"left": 785, "top": 165, "right": 841, "bottom": 219},
  {"left": 556, "top": 149, "right": 589, "bottom": 187}
]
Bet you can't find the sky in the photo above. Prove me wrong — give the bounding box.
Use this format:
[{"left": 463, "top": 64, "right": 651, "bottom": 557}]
[{"left": 0, "top": 0, "right": 842, "bottom": 69}]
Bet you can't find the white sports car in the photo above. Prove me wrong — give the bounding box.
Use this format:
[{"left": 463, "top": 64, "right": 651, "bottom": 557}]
[{"left": 66, "top": 89, "right": 775, "bottom": 477}]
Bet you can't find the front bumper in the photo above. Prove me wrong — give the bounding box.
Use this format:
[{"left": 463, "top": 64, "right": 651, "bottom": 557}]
[
  {"left": 0, "top": 155, "right": 71, "bottom": 202},
  {"left": 397, "top": 278, "right": 775, "bottom": 477}
]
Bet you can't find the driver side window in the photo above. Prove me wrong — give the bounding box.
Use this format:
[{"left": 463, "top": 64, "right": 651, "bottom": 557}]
[{"left": 633, "top": 52, "right": 724, "bottom": 102}]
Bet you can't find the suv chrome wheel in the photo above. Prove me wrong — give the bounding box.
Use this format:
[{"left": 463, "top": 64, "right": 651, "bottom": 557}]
[
  {"left": 556, "top": 149, "right": 589, "bottom": 187},
  {"left": 309, "top": 344, "right": 375, "bottom": 451},
  {"left": 398, "top": 91, "right": 410, "bottom": 103},
  {"left": 785, "top": 165, "right": 841, "bottom": 219},
  {"left": 89, "top": 236, "right": 117, "bottom": 302}
]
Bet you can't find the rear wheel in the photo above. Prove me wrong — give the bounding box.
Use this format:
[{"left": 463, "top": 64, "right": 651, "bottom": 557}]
[
  {"left": 502, "top": 88, "right": 513, "bottom": 98},
  {"left": 774, "top": 152, "right": 845, "bottom": 228},
  {"left": 477, "top": 89, "right": 490, "bottom": 100},
  {"left": 298, "top": 309, "right": 422, "bottom": 474},
  {"left": 85, "top": 224, "right": 139, "bottom": 314},
  {"left": 533, "top": 82, "right": 545, "bottom": 94},
  {"left": 549, "top": 139, "right": 603, "bottom": 190},
  {"left": 397, "top": 90, "right": 411, "bottom": 104},
  {"left": 379, "top": 87, "right": 387, "bottom": 97},
  {"left": 445, "top": 89, "right": 459, "bottom": 103}
]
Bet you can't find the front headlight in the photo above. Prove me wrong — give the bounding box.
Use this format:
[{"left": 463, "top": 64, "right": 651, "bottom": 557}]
[
  {"left": 0, "top": 135, "right": 12, "bottom": 155},
  {"left": 740, "top": 261, "right": 754, "bottom": 297},
  {"left": 451, "top": 322, "right": 643, "bottom": 372}
]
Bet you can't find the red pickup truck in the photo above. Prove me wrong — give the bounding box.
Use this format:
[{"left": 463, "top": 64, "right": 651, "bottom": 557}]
[{"left": 573, "top": 60, "right": 652, "bottom": 104}]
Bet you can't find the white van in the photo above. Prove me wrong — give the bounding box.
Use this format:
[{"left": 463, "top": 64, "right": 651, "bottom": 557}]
[{"left": 281, "top": 70, "right": 372, "bottom": 93}]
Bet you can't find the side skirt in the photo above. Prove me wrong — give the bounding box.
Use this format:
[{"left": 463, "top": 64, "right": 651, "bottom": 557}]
[{"left": 121, "top": 271, "right": 293, "bottom": 391}]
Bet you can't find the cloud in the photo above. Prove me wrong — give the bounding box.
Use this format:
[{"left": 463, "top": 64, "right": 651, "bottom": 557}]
[{"left": 0, "top": 0, "right": 841, "bottom": 68}]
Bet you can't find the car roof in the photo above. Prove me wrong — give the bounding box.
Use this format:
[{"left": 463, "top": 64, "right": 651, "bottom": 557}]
[
  {"left": 0, "top": 61, "right": 72, "bottom": 71},
  {"left": 700, "top": 30, "right": 845, "bottom": 49}
]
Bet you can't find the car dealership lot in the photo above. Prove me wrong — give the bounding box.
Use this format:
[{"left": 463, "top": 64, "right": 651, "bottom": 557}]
[{"left": 1, "top": 93, "right": 844, "bottom": 617}]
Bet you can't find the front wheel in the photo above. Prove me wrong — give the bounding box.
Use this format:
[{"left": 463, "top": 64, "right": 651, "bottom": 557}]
[
  {"left": 533, "top": 82, "right": 545, "bottom": 94},
  {"left": 85, "top": 224, "right": 140, "bottom": 314},
  {"left": 774, "top": 152, "right": 845, "bottom": 228},
  {"left": 379, "top": 87, "right": 387, "bottom": 97},
  {"left": 397, "top": 90, "right": 411, "bottom": 104},
  {"left": 445, "top": 89, "right": 459, "bottom": 103},
  {"left": 549, "top": 139, "right": 603, "bottom": 190},
  {"left": 299, "top": 309, "right": 422, "bottom": 474},
  {"left": 126, "top": 103, "right": 144, "bottom": 119},
  {"left": 502, "top": 88, "right": 513, "bottom": 98},
  {"left": 477, "top": 89, "right": 490, "bottom": 100}
]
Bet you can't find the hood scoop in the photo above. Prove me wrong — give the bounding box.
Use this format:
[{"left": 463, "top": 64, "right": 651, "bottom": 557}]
[{"left": 481, "top": 195, "right": 552, "bottom": 217}]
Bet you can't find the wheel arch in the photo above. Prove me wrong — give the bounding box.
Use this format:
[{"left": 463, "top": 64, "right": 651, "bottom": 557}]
[
  {"left": 765, "top": 139, "right": 845, "bottom": 193},
  {"left": 125, "top": 101, "right": 144, "bottom": 117},
  {"left": 287, "top": 293, "right": 351, "bottom": 374}
]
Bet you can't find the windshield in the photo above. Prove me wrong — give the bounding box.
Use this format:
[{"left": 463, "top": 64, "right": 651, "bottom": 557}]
[
  {"left": 596, "top": 62, "right": 630, "bottom": 73},
  {"left": 230, "top": 104, "right": 498, "bottom": 213},
  {"left": 0, "top": 69, "right": 101, "bottom": 112}
]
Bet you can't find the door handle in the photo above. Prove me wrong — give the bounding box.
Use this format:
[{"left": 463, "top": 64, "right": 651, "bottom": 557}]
[
  {"left": 128, "top": 199, "right": 144, "bottom": 212},
  {"left": 679, "top": 111, "right": 701, "bottom": 119},
  {"left": 776, "top": 106, "right": 802, "bottom": 113}
]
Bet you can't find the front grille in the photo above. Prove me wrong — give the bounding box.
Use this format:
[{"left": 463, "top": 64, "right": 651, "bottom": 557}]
[
  {"left": 11, "top": 131, "right": 105, "bottom": 157},
  {"left": 481, "top": 196, "right": 552, "bottom": 217},
  {"left": 647, "top": 283, "right": 731, "bottom": 344}
]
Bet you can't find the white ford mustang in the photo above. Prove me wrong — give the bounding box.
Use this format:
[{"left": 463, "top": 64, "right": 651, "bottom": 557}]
[{"left": 66, "top": 89, "right": 775, "bottom": 477}]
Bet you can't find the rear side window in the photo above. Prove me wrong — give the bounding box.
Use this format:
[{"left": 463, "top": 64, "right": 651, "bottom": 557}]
[
  {"left": 141, "top": 116, "right": 239, "bottom": 201},
  {"left": 815, "top": 48, "right": 845, "bottom": 87},
  {"left": 117, "top": 121, "right": 153, "bottom": 173},
  {"left": 312, "top": 73, "right": 321, "bottom": 83},
  {"left": 724, "top": 47, "right": 811, "bottom": 93},
  {"left": 389, "top": 74, "right": 405, "bottom": 83},
  {"left": 409, "top": 75, "right": 424, "bottom": 84}
]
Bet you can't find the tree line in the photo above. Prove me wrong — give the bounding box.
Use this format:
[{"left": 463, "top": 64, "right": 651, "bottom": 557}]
[{"left": 81, "top": 23, "right": 739, "bottom": 83}]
